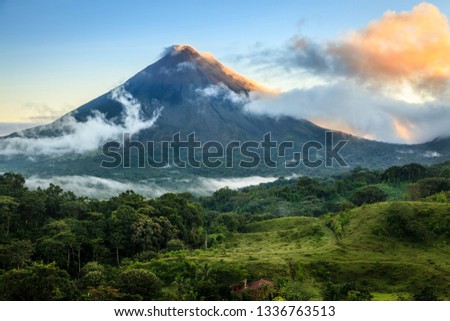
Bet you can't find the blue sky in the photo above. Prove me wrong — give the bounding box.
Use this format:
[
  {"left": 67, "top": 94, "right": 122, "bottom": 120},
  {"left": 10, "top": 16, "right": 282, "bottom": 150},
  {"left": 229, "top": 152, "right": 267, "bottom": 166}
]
[{"left": 1, "top": 1, "right": 450, "bottom": 136}]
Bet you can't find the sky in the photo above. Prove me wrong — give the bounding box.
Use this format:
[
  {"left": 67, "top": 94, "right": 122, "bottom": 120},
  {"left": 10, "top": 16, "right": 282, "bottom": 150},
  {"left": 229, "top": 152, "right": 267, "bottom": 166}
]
[{"left": 1, "top": 1, "right": 450, "bottom": 143}]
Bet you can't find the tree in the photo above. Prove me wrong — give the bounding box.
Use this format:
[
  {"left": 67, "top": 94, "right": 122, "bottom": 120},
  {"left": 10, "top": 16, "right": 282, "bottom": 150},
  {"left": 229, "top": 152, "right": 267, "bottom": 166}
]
[
  {"left": 131, "top": 215, "right": 161, "bottom": 252},
  {"left": 0, "top": 262, "right": 76, "bottom": 300},
  {"left": 60, "top": 199, "right": 89, "bottom": 219},
  {"left": 400, "top": 164, "right": 426, "bottom": 182},
  {"left": 211, "top": 212, "right": 241, "bottom": 233},
  {"left": 384, "top": 202, "right": 431, "bottom": 243},
  {"left": 0, "top": 195, "right": 19, "bottom": 238},
  {"left": 110, "top": 191, "right": 147, "bottom": 211},
  {"left": 18, "top": 189, "right": 46, "bottom": 229},
  {"left": 349, "top": 186, "right": 387, "bottom": 206},
  {"left": 322, "top": 282, "right": 372, "bottom": 301},
  {"left": 152, "top": 193, "right": 204, "bottom": 244},
  {"left": 148, "top": 257, "right": 197, "bottom": 284},
  {"left": 382, "top": 164, "right": 426, "bottom": 183},
  {"left": 210, "top": 264, "right": 248, "bottom": 300},
  {"left": 131, "top": 215, "right": 178, "bottom": 252},
  {"left": 408, "top": 178, "right": 450, "bottom": 200},
  {"left": 116, "top": 269, "right": 162, "bottom": 300},
  {"left": 205, "top": 187, "right": 239, "bottom": 212},
  {"left": 166, "top": 239, "right": 186, "bottom": 251},
  {"left": 295, "top": 177, "right": 335, "bottom": 200},
  {"left": 84, "top": 286, "right": 120, "bottom": 301},
  {"left": 170, "top": 276, "right": 196, "bottom": 300},
  {"left": 193, "top": 263, "right": 218, "bottom": 300},
  {"left": 37, "top": 218, "right": 87, "bottom": 272},
  {"left": 0, "top": 240, "right": 34, "bottom": 269},
  {"left": 81, "top": 262, "right": 107, "bottom": 288},
  {"left": 109, "top": 205, "right": 138, "bottom": 264},
  {"left": 66, "top": 218, "right": 89, "bottom": 273},
  {"left": 44, "top": 184, "right": 65, "bottom": 218},
  {"left": 83, "top": 212, "right": 109, "bottom": 262},
  {"left": 0, "top": 173, "right": 25, "bottom": 197},
  {"left": 413, "top": 286, "right": 439, "bottom": 301}
]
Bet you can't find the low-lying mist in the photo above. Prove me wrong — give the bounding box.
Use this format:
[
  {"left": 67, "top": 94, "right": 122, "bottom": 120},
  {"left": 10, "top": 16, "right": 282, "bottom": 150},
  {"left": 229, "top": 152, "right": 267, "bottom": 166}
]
[{"left": 24, "top": 175, "right": 287, "bottom": 199}]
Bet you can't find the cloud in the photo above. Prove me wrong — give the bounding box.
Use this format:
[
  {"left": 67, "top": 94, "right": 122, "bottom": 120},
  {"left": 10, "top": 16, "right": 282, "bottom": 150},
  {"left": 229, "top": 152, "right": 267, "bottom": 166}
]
[
  {"left": 25, "top": 175, "right": 169, "bottom": 199},
  {"left": 195, "top": 176, "right": 285, "bottom": 191},
  {"left": 332, "top": 3, "right": 450, "bottom": 96},
  {"left": 289, "top": 37, "right": 338, "bottom": 75},
  {"left": 291, "top": 3, "right": 450, "bottom": 100},
  {"left": 159, "top": 61, "right": 198, "bottom": 75},
  {"left": 239, "top": 3, "right": 450, "bottom": 143},
  {"left": 176, "top": 61, "right": 197, "bottom": 72},
  {"left": 424, "top": 151, "right": 442, "bottom": 158},
  {"left": 0, "top": 86, "right": 163, "bottom": 156},
  {"left": 244, "top": 80, "right": 450, "bottom": 143},
  {"left": 24, "top": 175, "right": 290, "bottom": 199},
  {"left": 196, "top": 83, "right": 249, "bottom": 104},
  {"left": 21, "top": 103, "right": 68, "bottom": 123}
]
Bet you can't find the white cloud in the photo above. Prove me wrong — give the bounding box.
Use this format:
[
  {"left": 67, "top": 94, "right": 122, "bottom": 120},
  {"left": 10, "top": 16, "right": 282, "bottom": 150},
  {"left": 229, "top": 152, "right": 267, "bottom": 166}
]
[
  {"left": 24, "top": 174, "right": 294, "bottom": 199},
  {"left": 244, "top": 80, "right": 450, "bottom": 144},
  {"left": 195, "top": 176, "right": 284, "bottom": 191},
  {"left": 424, "top": 151, "right": 442, "bottom": 158},
  {"left": 196, "top": 83, "right": 249, "bottom": 104},
  {"left": 176, "top": 61, "right": 197, "bottom": 72},
  {"left": 25, "top": 175, "right": 168, "bottom": 199},
  {"left": 158, "top": 61, "right": 197, "bottom": 75},
  {"left": 0, "top": 86, "right": 162, "bottom": 156}
]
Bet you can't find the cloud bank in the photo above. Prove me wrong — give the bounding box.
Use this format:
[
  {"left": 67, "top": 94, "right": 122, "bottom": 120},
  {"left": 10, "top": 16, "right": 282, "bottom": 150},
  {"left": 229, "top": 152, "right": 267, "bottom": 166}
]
[
  {"left": 291, "top": 3, "right": 450, "bottom": 99},
  {"left": 245, "top": 80, "right": 450, "bottom": 143},
  {"left": 25, "top": 175, "right": 287, "bottom": 199},
  {"left": 0, "top": 86, "right": 162, "bottom": 156},
  {"left": 243, "top": 2, "right": 450, "bottom": 144},
  {"left": 328, "top": 3, "right": 450, "bottom": 97}
]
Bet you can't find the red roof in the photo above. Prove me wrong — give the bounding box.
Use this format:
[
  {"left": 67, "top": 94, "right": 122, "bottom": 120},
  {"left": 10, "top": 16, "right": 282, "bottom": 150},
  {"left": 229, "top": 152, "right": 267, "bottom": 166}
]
[{"left": 248, "top": 278, "right": 274, "bottom": 289}]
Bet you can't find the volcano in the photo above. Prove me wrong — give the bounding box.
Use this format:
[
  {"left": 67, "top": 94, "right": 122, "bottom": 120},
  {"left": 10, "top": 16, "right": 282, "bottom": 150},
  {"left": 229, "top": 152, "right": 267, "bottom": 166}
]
[
  {"left": 2, "top": 45, "right": 450, "bottom": 176},
  {"left": 12, "top": 45, "right": 348, "bottom": 142}
]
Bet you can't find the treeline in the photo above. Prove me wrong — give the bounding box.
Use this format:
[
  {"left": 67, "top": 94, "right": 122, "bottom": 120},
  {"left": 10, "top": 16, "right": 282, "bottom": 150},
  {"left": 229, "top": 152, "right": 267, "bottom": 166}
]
[
  {"left": 201, "top": 162, "right": 450, "bottom": 220},
  {"left": 0, "top": 161, "right": 449, "bottom": 300},
  {"left": 0, "top": 174, "right": 205, "bottom": 271}
]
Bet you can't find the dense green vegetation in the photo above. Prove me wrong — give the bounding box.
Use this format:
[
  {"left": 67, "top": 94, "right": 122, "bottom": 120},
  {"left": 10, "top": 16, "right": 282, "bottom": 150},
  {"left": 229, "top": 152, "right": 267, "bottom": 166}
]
[{"left": 0, "top": 162, "right": 449, "bottom": 300}]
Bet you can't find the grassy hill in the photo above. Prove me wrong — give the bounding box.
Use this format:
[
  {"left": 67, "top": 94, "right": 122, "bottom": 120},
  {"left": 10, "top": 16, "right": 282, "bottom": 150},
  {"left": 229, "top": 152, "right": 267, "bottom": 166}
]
[{"left": 183, "top": 201, "right": 450, "bottom": 300}]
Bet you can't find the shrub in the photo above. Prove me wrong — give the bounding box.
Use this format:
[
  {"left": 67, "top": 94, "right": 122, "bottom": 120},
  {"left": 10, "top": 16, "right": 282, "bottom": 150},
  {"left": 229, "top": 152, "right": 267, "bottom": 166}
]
[
  {"left": 413, "top": 286, "right": 439, "bottom": 301},
  {"left": 166, "top": 239, "right": 186, "bottom": 252},
  {"left": 322, "top": 282, "right": 373, "bottom": 301},
  {"left": 116, "top": 268, "right": 162, "bottom": 300},
  {"left": 384, "top": 203, "right": 432, "bottom": 243}
]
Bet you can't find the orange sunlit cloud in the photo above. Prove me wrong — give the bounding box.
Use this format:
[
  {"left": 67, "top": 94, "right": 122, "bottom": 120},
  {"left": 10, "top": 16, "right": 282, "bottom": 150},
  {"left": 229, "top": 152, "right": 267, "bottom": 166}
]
[
  {"left": 246, "top": 2, "right": 450, "bottom": 144},
  {"left": 392, "top": 118, "right": 413, "bottom": 142},
  {"left": 329, "top": 2, "right": 450, "bottom": 98},
  {"left": 309, "top": 117, "right": 358, "bottom": 136}
]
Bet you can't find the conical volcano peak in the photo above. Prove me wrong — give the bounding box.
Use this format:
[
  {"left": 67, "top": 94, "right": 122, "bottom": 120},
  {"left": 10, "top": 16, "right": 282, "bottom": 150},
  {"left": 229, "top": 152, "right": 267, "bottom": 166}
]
[
  {"left": 127, "top": 44, "right": 273, "bottom": 95},
  {"left": 171, "top": 44, "right": 198, "bottom": 54},
  {"left": 168, "top": 45, "right": 231, "bottom": 69},
  {"left": 163, "top": 44, "right": 202, "bottom": 60}
]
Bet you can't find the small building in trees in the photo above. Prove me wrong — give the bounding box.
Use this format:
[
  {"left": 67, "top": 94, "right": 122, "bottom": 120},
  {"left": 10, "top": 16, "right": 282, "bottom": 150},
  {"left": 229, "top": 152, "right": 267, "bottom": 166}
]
[{"left": 231, "top": 278, "right": 274, "bottom": 300}]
